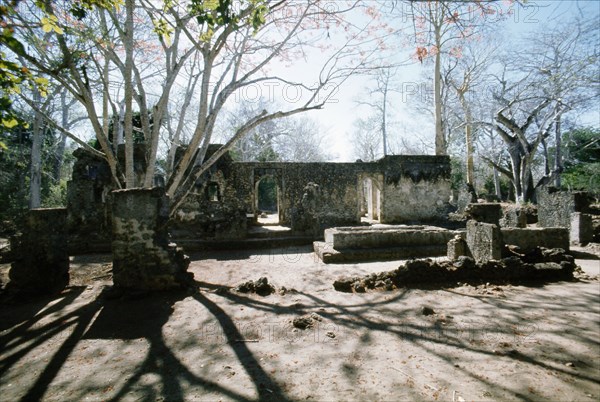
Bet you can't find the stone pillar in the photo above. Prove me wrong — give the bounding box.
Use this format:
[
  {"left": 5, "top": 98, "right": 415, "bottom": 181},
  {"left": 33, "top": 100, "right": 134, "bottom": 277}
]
[
  {"left": 570, "top": 212, "right": 593, "bottom": 245},
  {"left": 8, "top": 208, "right": 69, "bottom": 294},
  {"left": 111, "top": 188, "right": 192, "bottom": 290},
  {"left": 466, "top": 221, "right": 502, "bottom": 263}
]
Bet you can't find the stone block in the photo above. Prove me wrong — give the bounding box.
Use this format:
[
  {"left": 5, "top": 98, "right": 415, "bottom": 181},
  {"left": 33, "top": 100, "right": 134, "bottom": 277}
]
[
  {"left": 465, "top": 203, "right": 502, "bottom": 225},
  {"left": 323, "top": 225, "right": 459, "bottom": 250},
  {"left": 8, "top": 208, "right": 69, "bottom": 294},
  {"left": 466, "top": 220, "right": 502, "bottom": 263},
  {"left": 500, "top": 205, "right": 527, "bottom": 228},
  {"left": 570, "top": 212, "right": 593, "bottom": 245},
  {"left": 447, "top": 234, "right": 468, "bottom": 261}
]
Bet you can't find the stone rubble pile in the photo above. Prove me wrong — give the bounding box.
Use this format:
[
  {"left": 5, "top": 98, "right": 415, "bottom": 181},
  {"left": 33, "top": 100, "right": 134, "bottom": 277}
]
[{"left": 333, "top": 247, "right": 576, "bottom": 293}]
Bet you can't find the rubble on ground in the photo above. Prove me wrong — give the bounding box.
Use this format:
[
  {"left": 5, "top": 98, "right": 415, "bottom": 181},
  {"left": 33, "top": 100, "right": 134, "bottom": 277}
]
[{"left": 333, "top": 247, "right": 576, "bottom": 293}]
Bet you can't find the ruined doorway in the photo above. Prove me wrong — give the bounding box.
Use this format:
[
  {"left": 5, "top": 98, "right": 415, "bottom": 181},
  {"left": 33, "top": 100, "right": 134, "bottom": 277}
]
[
  {"left": 255, "top": 175, "right": 280, "bottom": 225},
  {"left": 360, "top": 174, "right": 383, "bottom": 223}
]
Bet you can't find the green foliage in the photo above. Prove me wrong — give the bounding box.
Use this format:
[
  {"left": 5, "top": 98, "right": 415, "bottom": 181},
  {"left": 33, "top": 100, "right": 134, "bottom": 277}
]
[
  {"left": 483, "top": 175, "right": 511, "bottom": 201},
  {"left": 0, "top": 124, "right": 32, "bottom": 223},
  {"left": 42, "top": 179, "right": 68, "bottom": 208},
  {"left": 1, "top": 0, "right": 121, "bottom": 129},
  {"left": 450, "top": 157, "right": 464, "bottom": 190},
  {"left": 561, "top": 127, "right": 600, "bottom": 193},
  {"left": 0, "top": 117, "right": 72, "bottom": 223},
  {"left": 68, "top": 0, "right": 124, "bottom": 20},
  {"left": 189, "top": 0, "right": 269, "bottom": 41},
  {"left": 1, "top": 0, "right": 30, "bottom": 129},
  {"left": 257, "top": 176, "right": 277, "bottom": 212}
]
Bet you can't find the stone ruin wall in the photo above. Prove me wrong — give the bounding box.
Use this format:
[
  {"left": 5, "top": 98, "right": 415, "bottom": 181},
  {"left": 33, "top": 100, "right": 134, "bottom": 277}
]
[
  {"left": 379, "top": 156, "right": 453, "bottom": 223},
  {"left": 66, "top": 145, "right": 148, "bottom": 253},
  {"left": 65, "top": 147, "right": 453, "bottom": 244},
  {"left": 172, "top": 154, "right": 453, "bottom": 239},
  {"left": 537, "top": 186, "right": 596, "bottom": 244}
]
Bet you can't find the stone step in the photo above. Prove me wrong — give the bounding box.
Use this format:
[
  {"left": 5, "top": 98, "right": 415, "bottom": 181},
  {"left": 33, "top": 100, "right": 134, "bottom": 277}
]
[
  {"left": 174, "top": 236, "right": 314, "bottom": 251},
  {"left": 247, "top": 225, "right": 294, "bottom": 239}
]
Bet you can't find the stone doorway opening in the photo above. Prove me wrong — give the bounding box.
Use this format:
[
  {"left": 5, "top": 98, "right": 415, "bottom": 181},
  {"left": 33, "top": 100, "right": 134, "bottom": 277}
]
[
  {"left": 255, "top": 175, "right": 280, "bottom": 225},
  {"left": 360, "top": 174, "right": 383, "bottom": 223}
]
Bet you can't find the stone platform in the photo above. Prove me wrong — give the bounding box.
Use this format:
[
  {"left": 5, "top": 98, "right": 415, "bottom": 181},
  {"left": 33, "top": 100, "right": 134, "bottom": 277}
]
[{"left": 315, "top": 225, "right": 463, "bottom": 263}]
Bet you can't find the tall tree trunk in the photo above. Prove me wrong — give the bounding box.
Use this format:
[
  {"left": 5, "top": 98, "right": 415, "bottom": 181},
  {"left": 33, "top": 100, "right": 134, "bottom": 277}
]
[
  {"left": 507, "top": 146, "right": 523, "bottom": 204},
  {"left": 382, "top": 78, "right": 388, "bottom": 156},
  {"left": 102, "top": 57, "right": 112, "bottom": 153},
  {"left": 434, "top": 42, "right": 445, "bottom": 155},
  {"left": 554, "top": 113, "right": 562, "bottom": 188},
  {"left": 123, "top": 0, "right": 135, "bottom": 188},
  {"left": 458, "top": 92, "right": 474, "bottom": 186},
  {"left": 53, "top": 91, "right": 69, "bottom": 184},
  {"left": 30, "top": 89, "right": 43, "bottom": 209}
]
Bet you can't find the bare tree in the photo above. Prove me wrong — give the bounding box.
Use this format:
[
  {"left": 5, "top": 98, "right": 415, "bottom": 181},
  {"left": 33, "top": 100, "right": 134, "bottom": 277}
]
[
  {"left": 350, "top": 115, "right": 383, "bottom": 161},
  {"left": 400, "top": 0, "right": 512, "bottom": 155},
  {"left": 489, "top": 16, "right": 599, "bottom": 203},
  {"left": 354, "top": 67, "right": 400, "bottom": 156},
  {"left": 274, "top": 116, "right": 332, "bottom": 162},
  {"left": 6, "top": 0, "right": 390, "bottom": 216},
  {"left": 446, "top": 37, "right": 498, "bottom": 188}
]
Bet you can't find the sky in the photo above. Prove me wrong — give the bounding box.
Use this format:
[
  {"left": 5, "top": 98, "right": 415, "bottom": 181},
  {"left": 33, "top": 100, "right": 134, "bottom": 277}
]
[{"left": 256, "top": 0, "right": 600, "bottom": 162}]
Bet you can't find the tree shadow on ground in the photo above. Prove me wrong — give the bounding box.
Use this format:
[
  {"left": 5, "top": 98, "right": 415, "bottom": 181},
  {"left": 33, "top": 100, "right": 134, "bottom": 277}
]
[
  {"left": 0, "top": 284, "right": 293, "bottom": 401},
  {"left": 199, "top": 279, "right": 600, "bottom": 400},
  {"left": 0, "top": 286, "right": 97, "bottom": 402},
  {"left": 86, "top": 288, "right": 269, "bottom": 402},
  {"left": 1, "top": 272, "right": 598, "bottom": 401}
]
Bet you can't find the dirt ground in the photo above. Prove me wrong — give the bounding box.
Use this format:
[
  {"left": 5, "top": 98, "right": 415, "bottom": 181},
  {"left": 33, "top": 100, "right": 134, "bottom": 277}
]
[{"left": 0, "top": 245, "right": 599, "bottom": 402}]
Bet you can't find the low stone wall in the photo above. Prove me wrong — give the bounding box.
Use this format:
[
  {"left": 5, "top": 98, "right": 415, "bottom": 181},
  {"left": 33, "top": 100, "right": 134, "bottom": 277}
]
[
  {"left": 111, "top": 188, "right": 192, "bottom": 291},
  {"left": 315, "top": 225, "right": 461, "bottom": 263},
  {"left": 8, "top": 208, "right": 69, "bottom": 294},
  {"left": 501, "top": 227, "right": 570, "bottom": 252},
  {"left": 324, "top": 225, "right": 458, "bottom": 249}
]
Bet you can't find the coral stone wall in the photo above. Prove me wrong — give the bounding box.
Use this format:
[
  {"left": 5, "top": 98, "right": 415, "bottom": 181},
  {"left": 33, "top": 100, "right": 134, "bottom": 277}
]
[
  {"left": 68, "top": 145, "right": 454, "bottom": 242},
  {"left": 111, "top": 188, "right": 192, "bottom": 290},
  {"left": 173, "top": 154, "right": 453, "bottom": 236},
  {"left": 537, "top": 187, "right": 592, "bottom": 228},
  {"left": 8, "top": 208, "right": 69, "bottom": 293},
  {"left": 380, "top": 156, "right": 452, "bottom": 223}
]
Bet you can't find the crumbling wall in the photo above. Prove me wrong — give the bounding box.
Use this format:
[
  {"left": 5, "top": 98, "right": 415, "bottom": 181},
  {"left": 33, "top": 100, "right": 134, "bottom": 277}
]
[
  {"left": 67, "top": 148, "right": 113, "bottom": 253},
  {"left": 67, "top": 145, "right": 148, "bottom": 253},
  {"left": 537, "top": 186, "right": 592, "bottom": 227},
  {"left": 69, "top": 144, "right": 454, "bottom": 243},
  {"left": 228, "top": 161, "right": 366, "bottom": 230},
  {"left": 8, "top": 208, "right": 69, "bottom": 294},
  {"left": 171, "top": 150, "right": 247, "bottom": 240},
  {"left": 111, "top": 188, "right": 192, "bottom": 290},
  {"left": 381, "top": 156, "right": 452, "bottom": 223},
  {"left": 499, "top": 204, "right": 528, "bottom": 228},
  {"left": 537, "top": 187, "right": 595, "bottom": 245}
]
